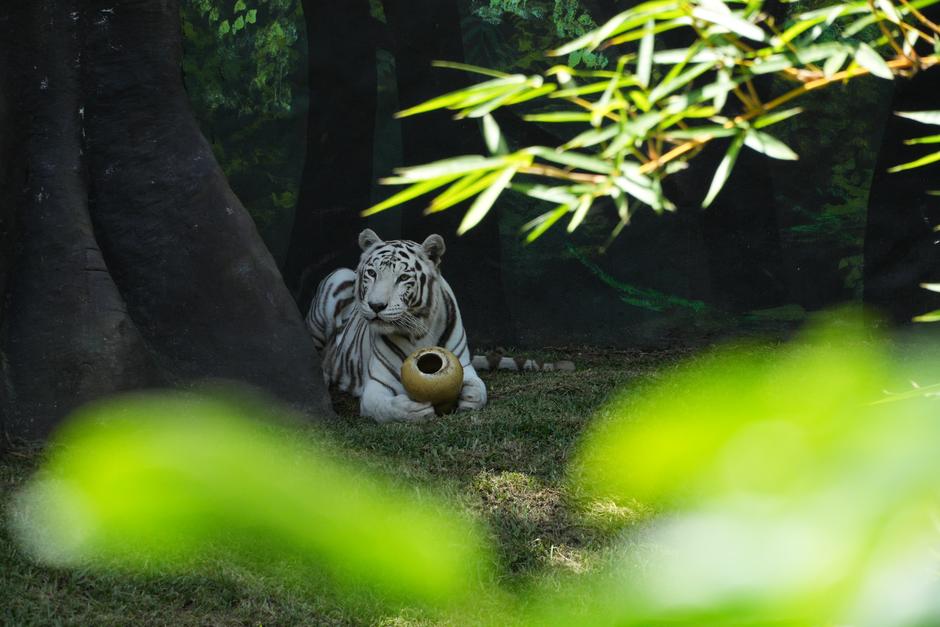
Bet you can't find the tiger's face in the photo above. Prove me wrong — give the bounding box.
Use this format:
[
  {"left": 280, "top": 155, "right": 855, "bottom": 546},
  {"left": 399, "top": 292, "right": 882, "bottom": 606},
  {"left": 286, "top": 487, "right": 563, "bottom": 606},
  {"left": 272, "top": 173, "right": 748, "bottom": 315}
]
[{"left": 356, "top": 229, "right": 445, "bottom": 336}]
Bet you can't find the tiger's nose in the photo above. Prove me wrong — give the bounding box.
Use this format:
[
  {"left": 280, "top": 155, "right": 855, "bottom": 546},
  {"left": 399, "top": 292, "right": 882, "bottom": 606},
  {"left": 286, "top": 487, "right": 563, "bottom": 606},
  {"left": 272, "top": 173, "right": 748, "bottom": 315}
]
[{"left": 368, "top": 301, "right": 387, "bottom": 314}]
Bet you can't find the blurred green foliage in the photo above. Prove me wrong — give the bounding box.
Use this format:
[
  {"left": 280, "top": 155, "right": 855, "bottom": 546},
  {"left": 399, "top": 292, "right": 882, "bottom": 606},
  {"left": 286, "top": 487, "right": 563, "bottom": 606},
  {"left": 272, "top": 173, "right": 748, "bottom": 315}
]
[
  {"left": 10, "top": 392, "right": 491, "bottom": 612},
  {"left": 10, "top": 312, "right": 940, "bottom": 624}
]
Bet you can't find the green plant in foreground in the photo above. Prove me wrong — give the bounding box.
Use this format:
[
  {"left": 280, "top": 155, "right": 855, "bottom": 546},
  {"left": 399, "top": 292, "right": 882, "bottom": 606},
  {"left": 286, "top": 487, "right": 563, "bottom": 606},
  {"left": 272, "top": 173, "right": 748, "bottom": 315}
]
[
  {"left": 363, "top": 0, "right": 940, "bottom": 245},
  {"left": 7, "top": 313, "right": 940, "bottom": 625}
]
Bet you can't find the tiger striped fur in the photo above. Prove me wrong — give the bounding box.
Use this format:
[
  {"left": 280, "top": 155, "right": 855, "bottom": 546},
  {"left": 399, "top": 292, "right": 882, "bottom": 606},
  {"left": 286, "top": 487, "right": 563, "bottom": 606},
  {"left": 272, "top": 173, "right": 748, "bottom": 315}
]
[{"left": 307, "top": 229, "right": 486, "bottom": 422}]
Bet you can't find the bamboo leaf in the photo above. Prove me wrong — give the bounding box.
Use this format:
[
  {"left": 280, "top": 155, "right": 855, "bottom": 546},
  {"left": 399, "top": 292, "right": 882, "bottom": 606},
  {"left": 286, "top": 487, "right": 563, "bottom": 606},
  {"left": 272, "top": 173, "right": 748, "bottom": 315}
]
[
  {"left": 744, "top": 130, "right": 799, "bottom": 160},
  {"left": 393, "top": 155, "right": 510, "bottom": 181},
  {"left": 523, "top": 205, "right": 570, "bottom": 243},
  {"left": 567, "top": 195, "right": 594, "bottom": 232},
  {"left": 663, "top": 126, "right": 737, "bottom": 140},
  {"left": 396, "top": 76, "right": 528, "bottom": 118},
  {"left": 458, "top": 166, "right": 518, "bottom": 235},
  {"left": 523, "top": 112, "right": 594, "bottom": 123},
  {"left": 426, "top": 170, "right": 501, "bottom": 214},
  {"left": 482, "top": 114, "right": 508, "bottom": 155},
  {"left": 615, "top": 170, "right": 658, "bottom": 207},
  {"left": 529, "top": 147, "right": 613, "bottom": 174},
  {"left": 896, "top": 110, "right": 940, "bottom": 125},
  {"left": 904, "top": 135, "right": 940, "bottom": 145},
  {"left": 823, "top": 50, "right": 849, "bottom": 77},
  {"left": 459, "top": 85, "right": 532, "bottom": 119},
  {"left": 362, "top": 173, "right": 464, "bottom": 217},
  {"left": 853, "top": 43, "right": 893, "bottom": 80},
  {"left": 503, "top": 84, "right": 557, "bottom": 105},
  {"left": 564, "top": 124, "right": 621, "bottom": 149},
  {"left": 913, "top": 309, "right": 940, "bottom": 322},
  {"left": 921, "top": 283, "right": 940, "bottom": 293},
  {"left": 552, "top": 79, "right": 637, "bottom": 98},
  {"left": 512, "top": 184, "right": 580, "bottom": 206},
  {"left": 691, "top": 6, "right": 766, "bottom": 41},
  {"left": 648, "top": 62, "right": 712, "bottom": 104},
  {"left": 703, "top": 133, "right": 745, "bottom": 208},
  {"left": 887, "top": 150, "right": 940, "bottom": 172},
  {"left": 431, "top": 60, "right": 510, "bottom": 78},
  {"left": 753, "top": 107, "right": 803, "bottom": 129},
  {"left": 637, "top": 20, "right": 655, "bottom": 89}
]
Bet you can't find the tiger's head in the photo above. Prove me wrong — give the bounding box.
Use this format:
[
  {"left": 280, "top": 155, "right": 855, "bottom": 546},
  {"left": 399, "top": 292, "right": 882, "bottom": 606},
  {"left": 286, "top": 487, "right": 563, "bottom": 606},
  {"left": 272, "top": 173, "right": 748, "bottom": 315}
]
[{"left": 355, "top": 228, "right": 445, "bottom": 337}]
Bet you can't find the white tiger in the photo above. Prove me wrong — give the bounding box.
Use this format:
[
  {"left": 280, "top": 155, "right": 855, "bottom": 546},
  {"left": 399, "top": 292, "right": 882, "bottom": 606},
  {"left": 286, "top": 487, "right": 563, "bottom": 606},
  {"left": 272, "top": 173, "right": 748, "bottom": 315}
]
[{"left": 307, "top": 229, "right": 487, "bottom": 422}]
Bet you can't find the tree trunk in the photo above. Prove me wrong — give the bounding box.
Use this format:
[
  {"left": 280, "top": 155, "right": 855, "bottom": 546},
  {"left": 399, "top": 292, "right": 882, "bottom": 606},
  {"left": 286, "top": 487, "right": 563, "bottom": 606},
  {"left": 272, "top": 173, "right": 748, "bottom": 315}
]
[
  {"left": 863, "top": 69, "right": 940, "bottom": 323},
  {"left": 284, "top": 0, "right": 378, "bottom": 309},
  {"left": 383, "top": 0, "right": 514, "bottom": 346},
  {"left": 1, "top": 0, "right": 331, "bottom": 440}
]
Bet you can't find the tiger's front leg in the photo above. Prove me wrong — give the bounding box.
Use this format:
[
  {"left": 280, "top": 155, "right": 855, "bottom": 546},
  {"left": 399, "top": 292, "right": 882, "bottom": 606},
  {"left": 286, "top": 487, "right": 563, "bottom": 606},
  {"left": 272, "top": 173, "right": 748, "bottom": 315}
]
[
  {"left": 458, "top": 369, "right": 487, "bottom": 412},
  {"left": 360, "top": 379, "right": 436, "bottom": 423}
]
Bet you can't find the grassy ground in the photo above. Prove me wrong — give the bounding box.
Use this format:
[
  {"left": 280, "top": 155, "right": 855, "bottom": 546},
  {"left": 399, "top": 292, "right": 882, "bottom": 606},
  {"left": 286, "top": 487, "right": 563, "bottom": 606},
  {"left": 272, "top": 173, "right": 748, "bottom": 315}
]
[{"left": 1, "top": 347, "right": 694, "bottom": 626}]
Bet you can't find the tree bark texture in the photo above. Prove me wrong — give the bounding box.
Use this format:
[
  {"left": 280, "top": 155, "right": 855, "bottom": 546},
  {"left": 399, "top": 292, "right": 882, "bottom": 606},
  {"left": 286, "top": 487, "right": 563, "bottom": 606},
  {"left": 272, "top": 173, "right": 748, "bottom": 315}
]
[
  {"left": 1, "top": 0, "right": 331, "bottom": 440},
  {"left": 284, "top": 0, "right": 378, "bottom": 309},
  {"left": 383, "top": 0, "right": 515, "bottom": 346}
]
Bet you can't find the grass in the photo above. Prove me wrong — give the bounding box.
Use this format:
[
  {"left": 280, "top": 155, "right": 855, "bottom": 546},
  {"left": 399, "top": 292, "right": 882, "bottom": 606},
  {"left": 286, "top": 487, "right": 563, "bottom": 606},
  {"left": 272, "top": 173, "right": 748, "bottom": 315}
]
[{"left": 0, "top": 347, "right": 692, "bottom": 626}]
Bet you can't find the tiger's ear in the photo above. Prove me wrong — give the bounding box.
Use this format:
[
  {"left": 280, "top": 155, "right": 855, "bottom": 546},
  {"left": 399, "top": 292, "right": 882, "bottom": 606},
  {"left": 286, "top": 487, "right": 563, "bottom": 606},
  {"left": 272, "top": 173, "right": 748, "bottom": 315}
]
[
  {"left": 422, "top": 234, "right": 446, "bottom": 266},
  {"left": 359, "top": 229, "right": 382, "bottom": 251}
]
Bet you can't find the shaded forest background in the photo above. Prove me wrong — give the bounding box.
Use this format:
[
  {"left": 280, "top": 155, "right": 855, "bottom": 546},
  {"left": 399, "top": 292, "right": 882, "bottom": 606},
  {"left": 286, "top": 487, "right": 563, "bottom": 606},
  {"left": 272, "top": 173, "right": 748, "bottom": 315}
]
[{"left": 181, "top": 0, "right": 940, "bottom": 348}]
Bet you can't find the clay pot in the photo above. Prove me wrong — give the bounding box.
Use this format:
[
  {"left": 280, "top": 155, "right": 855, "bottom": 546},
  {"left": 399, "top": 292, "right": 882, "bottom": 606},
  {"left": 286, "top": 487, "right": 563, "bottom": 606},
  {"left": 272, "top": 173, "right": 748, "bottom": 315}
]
[{"left": 401, "top": 347, "right": 463, "bottom": 415}]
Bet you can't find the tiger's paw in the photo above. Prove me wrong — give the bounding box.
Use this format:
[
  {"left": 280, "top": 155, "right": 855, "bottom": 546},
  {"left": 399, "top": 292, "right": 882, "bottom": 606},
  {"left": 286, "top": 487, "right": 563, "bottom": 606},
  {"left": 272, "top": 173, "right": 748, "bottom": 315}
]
[
  {"left": 387, "top": 395, "right": 436, "bottom": 422},
  {"left": 458, "top": 377, "right": 487, "bottom": 412}
]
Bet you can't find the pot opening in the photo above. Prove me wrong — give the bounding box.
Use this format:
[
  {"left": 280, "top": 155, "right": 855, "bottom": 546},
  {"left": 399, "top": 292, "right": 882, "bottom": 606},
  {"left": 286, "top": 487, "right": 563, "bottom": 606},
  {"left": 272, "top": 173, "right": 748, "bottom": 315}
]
[{"left": 417, "top": 352, "right": 444, "bottom": 375}]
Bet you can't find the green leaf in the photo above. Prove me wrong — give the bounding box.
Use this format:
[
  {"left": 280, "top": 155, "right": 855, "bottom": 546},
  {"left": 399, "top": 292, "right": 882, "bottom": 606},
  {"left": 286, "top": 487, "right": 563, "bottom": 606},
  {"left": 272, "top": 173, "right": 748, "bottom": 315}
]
[
  {"left": 552, "top": 79, "right": 637, "bottom": 98},
  {"left": 392, "top": 155, "right": 511, "bottom": 181},
  {"left": 523, "top": 112, "right": 594, "bottom": 123},
  {"left": 567, "top": 195, "right": 594, "bottom": 232},
  {"left": 648, "top": 63, "right": 712, "bottom": 104},
  {"left": 529, "top": 147, "right": 612, "bottom": 174},
  {"left": 522, "top": 205, "right": 570, "bottom": 243},
  {"left": 913, "top": 309, "right": 940, "bottom": 322},
  {"left": 458, "top": 166, "right": 518, "bottom": 235},
  {"left": 461, "top": 84, "right": 533, "bottom": 119},
  {"left": 853, "top": 43, "right": 893, "bottom": 80},
  {"left": 637, "top": 20, "right": 655, "bottom": 89},
  {"left": 396, "top": 76, "right": 528, "bottom": 118},
  {"left": 503, "top": 84, "right": 557, "bottom": 105},
  {"left": 481, "top": 114, "right": 508, "bottom": 156},
  {"left": 663, "top": 126, "right": 738, "bottom": 140},
  {"left": 823, "top": 50, "right": 849, "bottom": 77},
  {"left": 921, "top": 283, "right": 940, "bottom": 293},
  {"left": 753, "top": 107, "right": 803, "bottom": 129},
  {"left": 513, "top": 183, "right": 580, "bottom": 206},
  {"left": 614, "top": 169, "right": 658, "bottom": 207},
  {"left": 896, "top": 110, "right": 940, "bottom": 126},
  {"left": 691, "top": 6, "right": 766, "bottom": 41},
  {"left": 246, "top": 9, "right": 257, "bottom": 24},
  {"left": 703, "top": 133, "right": 745, "bottom": 208},
  {"left": 904, "top": 134, "right": 940, "bottom": 145},
  {"left": 233, "top": 15, "right": 245, "bottom": 32},
  {"left": 564, "top": 124, "right": 621, "bottom": 149},
  {"left": 362, "top": 173, "right": 464, "bottom": 216},
  {"left": 234, "top": 0, "right": 247, "bottom": 12},
  {"left": 887, "top": 150, "right": 940, "bottom": 173},
  {"left": 218, "top": 19, "right": 231, "bottom": 35},
  {"left": 744, "top": 130, "right": 799, "bottom": 160},
  {"left": 426, "top": 170, "right": 503, "bottom": 214},
  {"left": 431, "top": 60, "right": 510, "bottom": 79}
]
